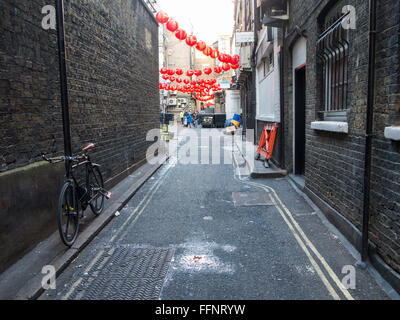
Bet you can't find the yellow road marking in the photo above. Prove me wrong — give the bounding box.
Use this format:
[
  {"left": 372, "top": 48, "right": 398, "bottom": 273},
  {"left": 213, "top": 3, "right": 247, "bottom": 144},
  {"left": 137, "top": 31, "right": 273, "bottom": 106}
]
[
  {"left": 272, "top": 196, "right": 341, "bottom": 300},
  {"left": 62, "top": 159, "right": 174, "bottom": 300},
  {"left": 62, "top": 249, "right": 104, "bottom": 300},
  {"left": 266, "top": 185, "right": 355, "bottom": 300},
  {"left": 110, "top": 160, "right": 174, "bottom": 243},
  {"left": 232, "top": 153, "right": 354, "bottom": 300}
]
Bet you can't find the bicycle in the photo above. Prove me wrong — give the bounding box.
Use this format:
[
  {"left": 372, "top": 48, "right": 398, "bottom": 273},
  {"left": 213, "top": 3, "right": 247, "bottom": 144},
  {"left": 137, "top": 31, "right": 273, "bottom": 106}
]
[{"left": 43, "top": 143, "right": 111, "bottom": 247}]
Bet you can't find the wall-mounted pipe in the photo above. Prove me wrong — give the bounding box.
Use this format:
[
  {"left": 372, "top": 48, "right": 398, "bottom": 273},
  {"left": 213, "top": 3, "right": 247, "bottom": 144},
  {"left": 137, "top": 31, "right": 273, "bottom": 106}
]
[
  {"left": 55, "top": 0, "right": 72, "bottom": 173},
  {"left": 360, "top": 0, "right": 377, "bottom": 265}
]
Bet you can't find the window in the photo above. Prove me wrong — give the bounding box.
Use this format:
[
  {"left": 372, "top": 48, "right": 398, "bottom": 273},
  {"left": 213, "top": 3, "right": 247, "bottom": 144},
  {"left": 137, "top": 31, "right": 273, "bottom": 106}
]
[
  {"left": 316, "top": 1, "right": 349, "bottom": 121},
  {"left": 262, "top": 52, "right": 274, "bottom": 78}
]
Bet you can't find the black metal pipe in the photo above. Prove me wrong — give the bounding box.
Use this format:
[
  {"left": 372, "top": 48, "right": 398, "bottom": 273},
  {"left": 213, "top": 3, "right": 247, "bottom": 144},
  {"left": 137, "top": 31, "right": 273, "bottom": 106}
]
[
  {"left": 279, "top": 47, "right": 285, "bottom": 169},
  {"left": 55, "top": 0, "right": 72, "bottom": 169},
  {"left": 361, "top": 0, "right": 377, "bottom": 263}
]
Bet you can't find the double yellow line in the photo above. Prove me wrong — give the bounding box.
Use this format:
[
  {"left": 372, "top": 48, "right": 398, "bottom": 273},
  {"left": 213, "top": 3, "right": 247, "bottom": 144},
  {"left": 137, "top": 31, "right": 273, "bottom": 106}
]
[
  {"left": 234, "top": 155, "right": 354, "bottom": 300},
  {"left": 62, "top": 159, "right": 175, "bottom": 300}
]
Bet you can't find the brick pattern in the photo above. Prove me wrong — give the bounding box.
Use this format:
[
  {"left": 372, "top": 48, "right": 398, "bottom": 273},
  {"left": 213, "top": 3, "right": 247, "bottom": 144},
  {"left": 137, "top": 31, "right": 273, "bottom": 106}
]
[
  {"left": 0, "top": 0, "right": 63, "bottom": 170},
  {"left": 282, "top": 0, "right": 400, "bottom": 272},
  {"left": 0, "top": 0, "right": 159, "bottom": 184}
]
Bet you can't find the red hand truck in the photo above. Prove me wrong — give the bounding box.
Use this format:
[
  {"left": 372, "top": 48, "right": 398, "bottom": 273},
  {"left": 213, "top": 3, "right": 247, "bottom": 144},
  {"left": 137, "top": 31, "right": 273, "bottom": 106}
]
[{"left": 255, "top": 123, "right": 278, "bottom": 168}]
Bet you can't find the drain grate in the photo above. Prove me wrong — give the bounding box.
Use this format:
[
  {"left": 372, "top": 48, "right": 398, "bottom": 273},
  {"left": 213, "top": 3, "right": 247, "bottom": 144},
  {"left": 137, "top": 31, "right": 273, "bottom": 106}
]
[{"left": 64, "top": 247, "right": 175, "bottom": 300}]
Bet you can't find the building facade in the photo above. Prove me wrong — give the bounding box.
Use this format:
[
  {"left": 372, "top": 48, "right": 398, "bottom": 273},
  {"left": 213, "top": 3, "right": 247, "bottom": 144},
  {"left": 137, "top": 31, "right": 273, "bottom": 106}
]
[{"left": 240, "top": 0, "right": 400, "bottom": 291}]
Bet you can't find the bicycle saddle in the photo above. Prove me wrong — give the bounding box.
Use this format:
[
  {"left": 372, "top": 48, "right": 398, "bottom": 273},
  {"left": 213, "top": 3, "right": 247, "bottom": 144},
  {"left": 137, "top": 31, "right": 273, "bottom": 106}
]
[{"left": 82, "top": 142, "right": 95, "bottom": 152}]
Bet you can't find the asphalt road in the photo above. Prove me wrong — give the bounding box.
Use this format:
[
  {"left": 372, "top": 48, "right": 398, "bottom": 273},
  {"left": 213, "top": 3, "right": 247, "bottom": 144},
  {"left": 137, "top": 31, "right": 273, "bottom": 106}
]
[{"left": 39, "top": 127, "right": 394, "bottom": 300}]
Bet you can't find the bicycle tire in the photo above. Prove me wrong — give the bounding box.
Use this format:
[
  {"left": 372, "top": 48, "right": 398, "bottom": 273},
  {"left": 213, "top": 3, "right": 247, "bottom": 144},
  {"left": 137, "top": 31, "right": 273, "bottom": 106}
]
[
  {"left": 89, "top": 166, "right": 105, "bottom": 216},
  {"left": 58, "top": 181, "right": 80, "bottom": 247}
]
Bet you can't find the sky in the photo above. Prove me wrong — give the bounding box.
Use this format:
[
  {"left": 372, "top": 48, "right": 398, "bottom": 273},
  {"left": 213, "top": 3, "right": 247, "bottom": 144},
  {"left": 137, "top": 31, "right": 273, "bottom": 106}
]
[{"left": 157, "top": 0, "right": 235, "bottom": 46}]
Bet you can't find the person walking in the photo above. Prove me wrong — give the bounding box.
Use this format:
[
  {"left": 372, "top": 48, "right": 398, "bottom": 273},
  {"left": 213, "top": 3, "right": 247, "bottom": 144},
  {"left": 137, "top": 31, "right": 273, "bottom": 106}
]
[
  {"left": 180, "top": 111, "right": 185, "bottom": 125},
  {"left": 187, "top": 113, "right": 193, "bottom": 128}
]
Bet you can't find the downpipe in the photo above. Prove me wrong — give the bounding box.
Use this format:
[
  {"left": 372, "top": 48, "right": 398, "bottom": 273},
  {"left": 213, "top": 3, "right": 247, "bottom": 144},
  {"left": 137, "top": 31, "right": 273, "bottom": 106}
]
[
  {"left": 358, "top": 0, "right": 377, "bottom": 268},
  {"left": 55, "top": 0, "right": 73, "bottom": 173}
]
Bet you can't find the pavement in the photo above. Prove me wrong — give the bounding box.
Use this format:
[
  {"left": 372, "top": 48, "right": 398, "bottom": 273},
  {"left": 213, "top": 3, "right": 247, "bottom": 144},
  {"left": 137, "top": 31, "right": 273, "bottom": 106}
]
[
  {"left": 29, "top": 125, "right": 398, "bottom": 300},
  {"left": 0, "top": 154, "right": 168, "bottom": 300}
]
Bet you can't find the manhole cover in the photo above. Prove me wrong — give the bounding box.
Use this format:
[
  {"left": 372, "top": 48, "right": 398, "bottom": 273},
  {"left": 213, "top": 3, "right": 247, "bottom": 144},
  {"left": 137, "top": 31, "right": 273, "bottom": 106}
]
[
  {"left": 232, "top": 192, "right": 274, "bottom": 207},
  {"left": 62, "top": 247, "right": 175, "bottom": 300}
]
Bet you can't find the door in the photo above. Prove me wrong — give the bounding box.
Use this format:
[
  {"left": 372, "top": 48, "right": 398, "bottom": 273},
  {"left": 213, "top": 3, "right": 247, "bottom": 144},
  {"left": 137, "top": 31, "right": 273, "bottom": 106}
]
[{"left": 294, "top": 66, "right": 306, "bottom": 175}]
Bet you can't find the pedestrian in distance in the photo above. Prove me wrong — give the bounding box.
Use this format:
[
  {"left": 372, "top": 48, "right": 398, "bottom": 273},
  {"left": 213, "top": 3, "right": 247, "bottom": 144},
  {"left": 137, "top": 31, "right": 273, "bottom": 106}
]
[
  {"left": 180, "top": 111, "right": 185, "bottom": 125},
  {"left": 187, "top": 113, "right": 193, "bottom": 128}
]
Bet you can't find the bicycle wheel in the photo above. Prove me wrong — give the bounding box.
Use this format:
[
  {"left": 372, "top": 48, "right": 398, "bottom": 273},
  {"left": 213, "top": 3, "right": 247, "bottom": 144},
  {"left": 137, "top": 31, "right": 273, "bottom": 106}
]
[
  {"left": 58, "top": 181, "right": 80, "bottom": 247},
  {"left": 89, "top": 166, "right": 105, "bottom": 216}
]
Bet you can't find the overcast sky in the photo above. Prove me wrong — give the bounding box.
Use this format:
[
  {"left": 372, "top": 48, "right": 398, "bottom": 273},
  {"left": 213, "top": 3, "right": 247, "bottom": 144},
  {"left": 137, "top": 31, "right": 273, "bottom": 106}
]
[{"left": 157, "top": 0, "right": 235, "bottom": 46}]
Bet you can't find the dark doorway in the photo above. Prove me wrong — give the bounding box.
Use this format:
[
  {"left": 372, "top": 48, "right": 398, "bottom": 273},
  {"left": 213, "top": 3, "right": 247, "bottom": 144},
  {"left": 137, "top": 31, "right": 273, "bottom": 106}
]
[{"left": 294, "top": 66, "right": 306, "bottom": 175}]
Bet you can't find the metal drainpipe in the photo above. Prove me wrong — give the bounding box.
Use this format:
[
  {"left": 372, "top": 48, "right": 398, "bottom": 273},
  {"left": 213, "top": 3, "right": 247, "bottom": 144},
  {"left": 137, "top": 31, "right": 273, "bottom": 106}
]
[
  {"left": 252, "top": 0, "right": 260, "bottom": 144},
  {"left": 55, "top": 0, "right": 72, "bottom": 172},
  {"left": 279, "top": 45, "right": 285, "bottom": 169},
  {"left": 360, "top": 0, "right": 377, "bottom": 266}
]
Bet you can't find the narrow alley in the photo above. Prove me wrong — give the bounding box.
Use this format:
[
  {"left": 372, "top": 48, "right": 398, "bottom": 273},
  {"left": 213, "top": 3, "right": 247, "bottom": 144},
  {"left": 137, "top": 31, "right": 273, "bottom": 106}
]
[{"left": 39, "top": 128, "right": 392, "bottom": 300}]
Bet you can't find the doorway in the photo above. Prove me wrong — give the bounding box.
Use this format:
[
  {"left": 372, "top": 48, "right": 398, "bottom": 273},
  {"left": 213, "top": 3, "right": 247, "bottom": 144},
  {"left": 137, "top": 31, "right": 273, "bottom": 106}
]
[{"left": 294, "top": 66, "right": 306, "bottom": 175}]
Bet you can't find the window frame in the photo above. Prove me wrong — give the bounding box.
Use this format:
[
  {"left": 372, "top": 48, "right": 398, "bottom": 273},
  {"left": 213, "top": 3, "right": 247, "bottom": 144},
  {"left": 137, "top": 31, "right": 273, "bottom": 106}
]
[{"left": 316, "top": 8, "right": 350, "bottom": 122}]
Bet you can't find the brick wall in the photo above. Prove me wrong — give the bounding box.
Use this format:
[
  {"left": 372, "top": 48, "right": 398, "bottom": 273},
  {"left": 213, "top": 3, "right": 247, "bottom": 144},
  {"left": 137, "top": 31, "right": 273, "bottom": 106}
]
[
  {"left": 0, "top": 0, "right": 159, "bottom": 183},
  {"left": 282, "top": 0, "right": 400, "bottom": 273},
  {"left": 0, "top": 0, "right": 63, "bottom": 171},
  {"left": 0, "top": 0, "right": 159, "bottom": 271}
]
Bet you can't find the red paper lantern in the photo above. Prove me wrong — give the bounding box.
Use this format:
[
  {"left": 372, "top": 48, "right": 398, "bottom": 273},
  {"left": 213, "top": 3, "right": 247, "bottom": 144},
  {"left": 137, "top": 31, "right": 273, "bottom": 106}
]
[
  {"left": 156, "top": 12, "right": 169, "bottom": 24},
  {"left": 196, "top": 41, "right": 206, "bottom": 51},
  {"left": 203, "top": 46, "right": 213, "bottom": 56},
  {"left": 225, "top": 55, "right": 233, "bottom": 64},
  {"left": 183, "top": 78, "right": 190, "bottom": 84},
  {"left": 232, "top": 54, "right": 240, "bottom": 64},
  {"left": 171, "top": 84, "right": 177, "bottom": 91},
  {"left": 204, "top": 67, "right": 212, "bottom": 75},
  {"left": 176, "top": 78, "right": 182, "bottom": 83},
  {"left": 186, "top": 35, "right": 197, "bottom": 47},
  {"left": 159, "top": 83, "right": 165, "bottom": 90},
  {"left": 222, "top": 63, "right": 230, "bottom": 72},
  {"left": 175, "top": 29, "right": 187, "bottom": 41},
  {"left": 175, "top": 68, "right": 183, "bottom": 76},
  {"left": 211, "top": 49, "right": 219, "bottom": 59},
  {"left": 218, "top": 53, "right": 231, "bottom": 63},
  {"left": 214, "top": 66, "right": 222, "bottom": 74},
  {"left": 191, "top": 80, "right": 197, "bottom": 85},
  {"left": 166, "top": 19, "right": 179, "bottom": 32},
  {"left": 231, "top": 64, "right": 239, "bottom": 70},
  {"left": 186, "top": 70, "right": 194, "bottom": 77},
  {"left": 167, "top": 69, "right": 175, "bottom": 76},
  {"left": 162, "top": 74, "right": 169, "bottom": 80},
  {"left": 194, "top": 69, "right": 202, "bottom": 77},
  {"left": 169, "top": 76, "right": 176, "bottom": 82},
  {"left": 160, "top": 67, "right": 168, "bottom": 74}
]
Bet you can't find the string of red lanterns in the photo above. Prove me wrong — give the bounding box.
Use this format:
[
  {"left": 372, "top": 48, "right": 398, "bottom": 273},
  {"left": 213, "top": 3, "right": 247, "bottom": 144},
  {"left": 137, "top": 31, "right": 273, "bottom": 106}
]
[
  {"left": 160, "top": 66, "right": 238, "bottom": 78},
  {"left": 156, "top": 11, "right": 240, "bottom": 72}
]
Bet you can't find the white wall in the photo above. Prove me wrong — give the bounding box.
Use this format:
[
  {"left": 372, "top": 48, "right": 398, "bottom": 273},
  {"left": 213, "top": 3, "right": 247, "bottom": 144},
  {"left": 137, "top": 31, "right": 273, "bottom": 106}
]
[{"left": 255, "top": 28, "right": 280, "bottom": 123}]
